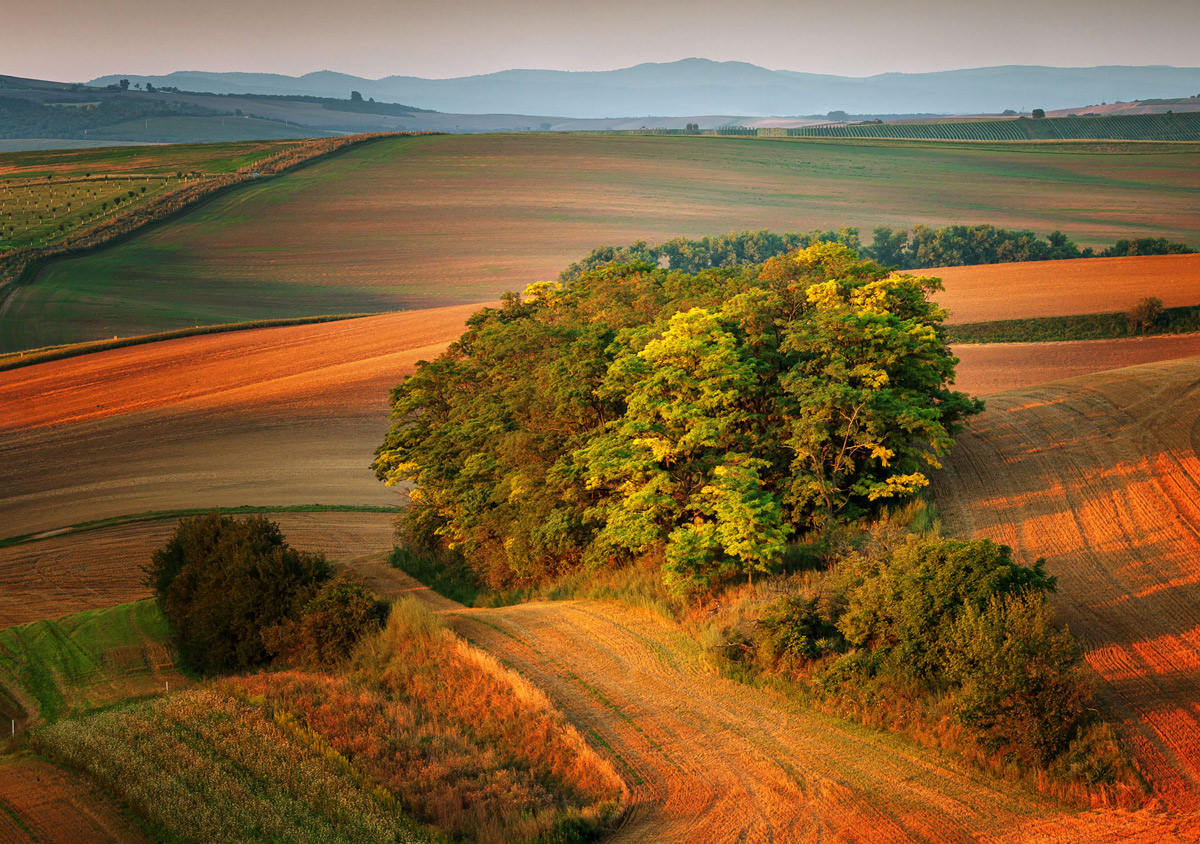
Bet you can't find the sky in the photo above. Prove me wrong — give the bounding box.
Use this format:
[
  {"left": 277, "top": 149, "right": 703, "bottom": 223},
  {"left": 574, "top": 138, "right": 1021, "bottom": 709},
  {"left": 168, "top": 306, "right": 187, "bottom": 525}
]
[{"left": 8, "top": 0, "right": 1200, "bottom": 82}]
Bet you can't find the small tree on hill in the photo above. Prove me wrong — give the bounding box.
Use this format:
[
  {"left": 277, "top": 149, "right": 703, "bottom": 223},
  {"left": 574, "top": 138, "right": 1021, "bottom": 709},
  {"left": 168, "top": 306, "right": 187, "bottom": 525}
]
[
  {"left": 145, "top": 513, "right": 332, "bottom": 673},
  {"left": 1128, "top": 296, "right": 1164, "bottom": 334},
  {"left": 1031, "top": 108, "right": 1046, "bottom": 119}
]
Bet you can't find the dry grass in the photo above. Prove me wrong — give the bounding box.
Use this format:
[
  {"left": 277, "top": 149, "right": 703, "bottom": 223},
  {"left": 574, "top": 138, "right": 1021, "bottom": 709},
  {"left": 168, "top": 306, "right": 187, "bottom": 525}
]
[{"left": 934, "top": 354, "right": 1200, "bottom": 825}]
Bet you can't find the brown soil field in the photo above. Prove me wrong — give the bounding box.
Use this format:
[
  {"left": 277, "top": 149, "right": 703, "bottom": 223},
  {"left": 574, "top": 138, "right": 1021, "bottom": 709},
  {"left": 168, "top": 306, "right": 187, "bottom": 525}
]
[
  {"left": 0, "top": 757, "right": 148, "bottom": 844},
  {"left": 0, "top": 511, "right": 394, "bottom": 629},
  {"left": 0, "top": 303, "right": 483, "bottom": 538},
  {"left": 344, "top": 555, "right": 1194, "bottom": 842},
  {"left": 930, "top": 254, "right": 1200, "bottom": 324},
  {"left": 934, "top": 355, "right": 1200, "bottom": 822},
  {"left": 951, "top": 333, "right": 1200, "bottom": 396}
]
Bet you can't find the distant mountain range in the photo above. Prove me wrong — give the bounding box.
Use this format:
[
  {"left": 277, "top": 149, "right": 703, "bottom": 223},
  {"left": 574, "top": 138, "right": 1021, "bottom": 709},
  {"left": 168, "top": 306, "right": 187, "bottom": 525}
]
[{"left": 90, "top": 60, "right": 1200, "bottom": 118}]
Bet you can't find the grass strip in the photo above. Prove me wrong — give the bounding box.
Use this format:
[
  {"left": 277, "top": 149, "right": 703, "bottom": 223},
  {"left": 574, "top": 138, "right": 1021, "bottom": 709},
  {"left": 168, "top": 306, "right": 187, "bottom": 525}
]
[
  {"left": 946, "top": 304, "right": 1200, "bottom": 344},
  {"left": 0, "top": 312, "right": 385, "bottom": 372},
  {"left": 0, "top": 504, "right": 401, "bottom": 549}
]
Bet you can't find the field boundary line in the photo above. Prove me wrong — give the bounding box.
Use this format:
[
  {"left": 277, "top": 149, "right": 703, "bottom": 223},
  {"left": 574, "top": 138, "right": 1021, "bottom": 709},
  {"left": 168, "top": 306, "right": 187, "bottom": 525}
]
[{"left": 0, "top": 504, "right": 401, "bottom": 549}]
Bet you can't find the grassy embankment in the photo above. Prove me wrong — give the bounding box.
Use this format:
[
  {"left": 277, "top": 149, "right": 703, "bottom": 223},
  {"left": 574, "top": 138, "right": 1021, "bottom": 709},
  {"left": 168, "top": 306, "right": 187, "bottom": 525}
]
[
  {"left": 947, "top": 304, "right": 1200, "bottom": 343},
  {"left": 6, "top": 133, "right": 1199, "bottom": 350}
]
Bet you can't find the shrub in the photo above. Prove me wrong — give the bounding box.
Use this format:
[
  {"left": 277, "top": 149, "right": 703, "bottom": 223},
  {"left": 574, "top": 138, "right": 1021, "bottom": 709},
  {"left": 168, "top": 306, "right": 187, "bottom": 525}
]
[
  {"left": 144, "top": 513, "right": 331, "bottom": 674},
  {"left": 266, "top": 572, "right": 390, "bottom": 666},
  {"left": 1127, "top": 296, "right": 1164, "bottom": 333},
  {"left": 945, "top": 592, "right": 1091, "bottom": 764},
  {"left": 758, "top": 595, "right": 837, "bottom": 668}
]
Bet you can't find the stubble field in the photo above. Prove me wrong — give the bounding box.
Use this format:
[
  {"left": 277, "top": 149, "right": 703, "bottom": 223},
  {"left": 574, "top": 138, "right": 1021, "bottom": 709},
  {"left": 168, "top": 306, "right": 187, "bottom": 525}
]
[
  {"left": 934, "top": 355, "right": 1200, "bottom": 819},
  {"left": 5, "top": 133, "right": 1199, "bottom": 349}
]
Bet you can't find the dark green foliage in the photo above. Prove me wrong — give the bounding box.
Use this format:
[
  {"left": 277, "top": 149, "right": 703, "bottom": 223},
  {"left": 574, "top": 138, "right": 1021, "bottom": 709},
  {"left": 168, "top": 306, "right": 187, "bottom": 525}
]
[
  {"left": 144, "top": 513, "right": 332, "bottom": 674},
  {"left": 831, "top": 536, "right": 1055, "bottom": 680},
  {"left": 1101, "top": 237, "right": 1194, "bottom": 257},
  {"left": 758, "top": 596, "right": 837, "bottom": 667},
  {"left": 947, "top": 303, "right": 1200, "bottom": 344},
  {"left": 946, "top": 592, "right": 1090, "bottom": 763},
  {"left": 376, "top": 242, "right": 979, "bottom": 594},
  {"left": 558, "top": 225, "right": 1191, "bottom": 280},
  {"left": 389, "top": 546, "right": 483, "bottom": 606},
  {"left": 271, "top": 572, "right": 390, "bottom": 666}
]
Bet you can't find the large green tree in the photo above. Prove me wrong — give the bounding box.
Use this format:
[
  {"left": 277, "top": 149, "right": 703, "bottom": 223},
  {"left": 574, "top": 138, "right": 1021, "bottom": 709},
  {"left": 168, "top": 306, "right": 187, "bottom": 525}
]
[{"left": 376, "top": 241, "right": 980, "bottom": 593}]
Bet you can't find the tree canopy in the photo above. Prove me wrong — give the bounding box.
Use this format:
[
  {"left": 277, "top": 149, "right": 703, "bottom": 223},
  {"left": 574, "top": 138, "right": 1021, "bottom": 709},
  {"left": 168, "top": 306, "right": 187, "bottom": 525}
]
[{"left": 376, "top": 242, "right": 981, "bottom": 594}]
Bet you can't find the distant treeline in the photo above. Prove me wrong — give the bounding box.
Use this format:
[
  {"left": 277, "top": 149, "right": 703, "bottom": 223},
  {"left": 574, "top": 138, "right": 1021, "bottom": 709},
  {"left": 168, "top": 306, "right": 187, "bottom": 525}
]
[
  {"left": 560, "top": 225, "right": 1194, "bottom": 281},
  {"left": 0, "top": 95, "right": 218, "bottom": 139}
]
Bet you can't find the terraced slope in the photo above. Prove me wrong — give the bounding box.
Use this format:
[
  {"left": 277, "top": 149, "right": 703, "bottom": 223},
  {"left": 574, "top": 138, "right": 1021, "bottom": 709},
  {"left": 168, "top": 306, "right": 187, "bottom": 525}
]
[{"left": 934, "top": 356, "right": 1200, "bottom": 816}]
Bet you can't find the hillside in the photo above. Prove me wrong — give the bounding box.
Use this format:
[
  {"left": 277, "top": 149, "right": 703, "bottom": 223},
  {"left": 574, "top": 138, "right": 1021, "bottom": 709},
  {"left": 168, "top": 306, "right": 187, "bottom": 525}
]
[
  {"left": 5, "top": 133, "right": 1199, "bottom": 352},
  {"left": 89, "top": 61, "right": 1200, "bottom": 118},
  {"left": 934, "top": 356, "right": 1200, "bottom": 815}
]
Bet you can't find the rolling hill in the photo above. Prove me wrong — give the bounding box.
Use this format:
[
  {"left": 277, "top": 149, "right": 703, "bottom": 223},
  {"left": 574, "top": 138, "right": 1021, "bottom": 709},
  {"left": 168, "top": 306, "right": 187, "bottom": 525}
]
[
  {"left": 90, "top": 61, "right": 1200, "bottom": 119},
  {"left": 5, "top": 133, "right": 1199, "bottom": 352}
]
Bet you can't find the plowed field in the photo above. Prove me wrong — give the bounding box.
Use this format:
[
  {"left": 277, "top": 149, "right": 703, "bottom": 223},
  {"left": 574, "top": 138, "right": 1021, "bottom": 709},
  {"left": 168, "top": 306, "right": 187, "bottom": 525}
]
[
  {"left": 934, "top": 355, "right": 1200, "bottom": 818},
  {"left": 0, "top": 757, "right": 147, "bottom": 844},
  {"left": 932, "top": 254, "right": 1200, "bottom": 324},
  {"left": 0, "top": 303, "right": 482, "bottom": 538},
  {"left": 346, "top": 555, "right": 1195, "bottom": 842},
  {"left": 951, "top": 333, "right": 1200, "bottom": 395},
  {"left": 0, "top": 511, "right": 394, "bottom": 628}
]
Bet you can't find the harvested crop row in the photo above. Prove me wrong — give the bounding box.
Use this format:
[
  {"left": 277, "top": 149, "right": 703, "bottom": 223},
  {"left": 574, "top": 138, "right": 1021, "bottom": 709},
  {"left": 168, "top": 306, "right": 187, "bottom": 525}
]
[
  {"left": 933, "top": 356, "right": 1200, "bottom": 816},
  {"left": 0, "top": 757, "right": 149, "bottom": 843}
]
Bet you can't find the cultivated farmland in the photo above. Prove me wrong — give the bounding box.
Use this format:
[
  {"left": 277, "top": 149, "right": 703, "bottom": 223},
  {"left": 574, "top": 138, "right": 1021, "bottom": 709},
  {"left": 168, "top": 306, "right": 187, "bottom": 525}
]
[
  {"left": 0, "top": 757, "right": 148, "bottom": 844},
  {"left": 0, "top": 511, "right": 395, "bottom": 628},
  {"left": 5, "top": 133, "right": 1199, "bottom": 350},
  {"left": 934, "top": 356, "right": 1200, "bottom": 817}
]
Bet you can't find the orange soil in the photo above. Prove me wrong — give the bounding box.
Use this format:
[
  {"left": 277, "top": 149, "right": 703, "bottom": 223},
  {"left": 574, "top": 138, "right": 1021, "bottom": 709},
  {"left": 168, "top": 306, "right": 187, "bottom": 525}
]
[
  {"left": 0, "top": 303, "right": 485, "bottom": 537},
  {"left": 0, "top": 511, "right": 395, "bottom": 629},
  {"left": 0, "top": 758, "right": 147, "bottom": 844},
  {"left": 935, "top": 355, "right": 1200, "bottom": 824},
  {"left": 927, "top": 253, "right": 1200, "bottom": 324},
  {"left": 951, "top": 333, "right": 1200, "bottom": 396},
  {"left": 344, "top": 555, "right": 1193, "bottom": 843}
]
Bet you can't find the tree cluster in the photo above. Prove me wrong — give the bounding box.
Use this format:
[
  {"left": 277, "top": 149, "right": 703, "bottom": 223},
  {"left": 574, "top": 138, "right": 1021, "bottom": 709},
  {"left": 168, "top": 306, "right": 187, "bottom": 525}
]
[
  {"left": 556, "top": 226, "right": 1193, "bottom": 282},
  {"left": 145, "top": 513, "right": 386, "bottom": 674},
  {"left": 376, "top": 243, "right": 981, "bottom": 594},
  {"left": 0, "top": 95, "right": 217, "bottom": 140}
]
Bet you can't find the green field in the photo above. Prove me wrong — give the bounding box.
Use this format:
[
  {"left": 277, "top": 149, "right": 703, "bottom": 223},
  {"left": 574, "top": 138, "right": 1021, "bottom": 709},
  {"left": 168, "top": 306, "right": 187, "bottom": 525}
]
[
  {"left": 780, "top": 111, "right": 1200, "bottom": 141},
  {"left": 0, "top": 599, "right": 184, "bottom": 725},
  {"left": 0, "top": 138, "right": 305, "bottom": 250},
  {"left": 5, "top": 133, "right": 1200, "bottom": 351}
]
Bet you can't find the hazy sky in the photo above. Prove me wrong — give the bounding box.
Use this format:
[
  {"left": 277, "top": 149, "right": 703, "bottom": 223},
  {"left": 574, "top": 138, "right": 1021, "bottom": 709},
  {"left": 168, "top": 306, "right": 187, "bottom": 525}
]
[{"left": 9, "top": 0, "right": 1200, "bottom": 81}]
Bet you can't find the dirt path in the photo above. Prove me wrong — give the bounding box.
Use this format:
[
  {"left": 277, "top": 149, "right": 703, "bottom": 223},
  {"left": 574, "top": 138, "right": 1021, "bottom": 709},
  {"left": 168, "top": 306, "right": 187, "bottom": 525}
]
[
  {"left": 934, "top": 355, "right": 1200, "bottom": 820},
  {"left": 346, "top": 555, "right": 1189, "bottom": 843}
]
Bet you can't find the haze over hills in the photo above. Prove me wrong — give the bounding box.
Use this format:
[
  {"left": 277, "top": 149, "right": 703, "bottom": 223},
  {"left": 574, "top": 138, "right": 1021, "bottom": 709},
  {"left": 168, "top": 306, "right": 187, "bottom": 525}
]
[{"left": 90, "top": 59, "right": 1200, "bottom": 118}]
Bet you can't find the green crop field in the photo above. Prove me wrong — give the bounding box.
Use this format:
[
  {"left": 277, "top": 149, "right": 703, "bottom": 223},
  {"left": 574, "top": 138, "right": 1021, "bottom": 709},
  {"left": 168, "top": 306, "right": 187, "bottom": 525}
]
[
  {"left": 4, "top": 132, "right": 1200, "bottom": 350},
  {"left": 782, "top": 111, "right": 1200, "bottom": 141},
  {"left": 0, "top": 138, "right": 304, "bottom": 250}
]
